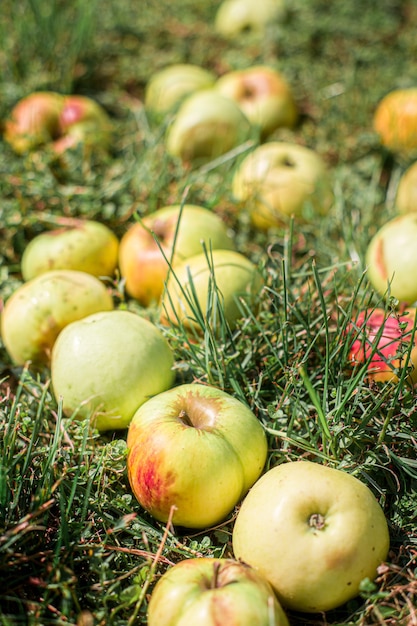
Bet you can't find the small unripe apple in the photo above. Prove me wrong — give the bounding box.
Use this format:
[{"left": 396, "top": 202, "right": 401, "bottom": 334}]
[
  {"left": 373, "top": 88, "right": 417, "bottom": 155},
  {"left": 21, "top": 218, "right": 119, "bottom": 281},
  {"left": 214, "top": 0, "right": 287, "bottom": 39},
  {"left": 395, "top": 161, "right": 417, "bottom": 213}
]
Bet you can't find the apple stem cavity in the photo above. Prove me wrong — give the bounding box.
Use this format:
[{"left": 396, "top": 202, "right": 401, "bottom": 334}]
[{"left": 309, "top": 512, "right": 326, "bottom": 531}]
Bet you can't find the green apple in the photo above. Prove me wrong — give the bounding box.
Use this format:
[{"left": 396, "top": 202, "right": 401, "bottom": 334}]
[
  {"left": 53, "top": 94, "right": 113, "bottom": 154},
  {"left": 118, "top": 204, "right": 236, "bottom": 306},
  {"left": 21, "top": 218, "right": 119, "bottom": 281},
  {"left": 366, "top": 213, "right": 417, "bottom": 304},
  {"left": 232, "top": 461, "right": 390, "bottom": 613},
  {"left": 147, "top": 558, "right": 289, "bottom": 626},
  {"left": 214, "top": 0, "right": 287, "bottom": 38},
  {"left": 232, "top": 141, "right": 334, "bottom": 229},
  {"left": 395, "top": 161, "right": 417, "bottom": 213},
  {"left": 215, "top": 65, "right": 298, "bottom": 138},
  {"left": 161, "top": 249, "right": 263, "bottom": 333},
  {"left": 373, "top": 88, "right": 417, "bottom": 155},
  {"left": 145, "top": 64, "right": 216, "bottom": 117},
  {"left": 51, "top": 310, "right": 175, "bottom": 431},
  {"left": 1, "top": 269, "right": 114, "bottom": 367},
  {"left": 127, "top": 383, "right": 268, "bottom": 528},
  {"left": 166, "top": 90, "right": 252, "bottom": 164}
]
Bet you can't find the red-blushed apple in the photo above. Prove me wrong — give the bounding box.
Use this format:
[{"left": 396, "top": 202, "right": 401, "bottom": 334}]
[
  {"left": 346, "top": 307, "right": 417, "bottom": 384},
  {"left": 50, "top": 309, "right": 175, "bottom": 432},
  {"left": 0, "top": 269, "right": 114, "bottom": 367},
  {"left": 395, "top": 161, "right": 417, "bottom": 213},
  {"left": 232, "top": 461, "right": 390, "bottom": 613},
  {"left": 214, "top": 0, "right": 287, "bottom": 39},
  {"left": 165, "top": 90, "right": 253, "bottom": 164},
  {"left": 365, "top": 213, "right": 417, "bottom": 304},
  {"left": 53, "top": 94, "right": 113, "bottom": 154},
  {"left": 161, "top": 249, "right": 263, "bottom": 334},
  {"left": 232, "top": 141, "right": 334, "bottom": 229},
  {"left": 145, "top": 64, "right": 216, "bottom": 117},
  {"left": 373, "top": 88, "right": 417, "bottom": 155},
  {"left": 215, "top": 66, "right": 298, "bottom": 138},
  {"left": 21, "top": 218, "right": 119, "bottom": 281},
  {"left": 126, "top": 383, "right": 268, "bottom": 528},
  {"left": 118, "top": 204, "right": 236, "bottom": 307},
  {"left": 147, "top": 558, "right": 289, "bottom": 626}
]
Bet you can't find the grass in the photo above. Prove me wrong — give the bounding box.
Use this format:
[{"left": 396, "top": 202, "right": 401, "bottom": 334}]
[{"left": 1, "top": 0, "right": 417, "bottom": 624}]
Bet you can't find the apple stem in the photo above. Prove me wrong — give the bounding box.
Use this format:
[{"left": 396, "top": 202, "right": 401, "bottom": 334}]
[
  {"left": 178, "top": 409, "right": 194, "bottom": 427},
  {"left": 309, "top": 513, "right": 326, "bottom": 530}
]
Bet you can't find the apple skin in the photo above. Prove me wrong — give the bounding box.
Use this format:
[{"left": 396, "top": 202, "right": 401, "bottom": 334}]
[
  {"left": 145, "top": 64, "right": 216, "bottom": 117},
  {"left": 21, "top": 218, "right": 119, "bottom": 281},
  {"left": 118, "top": 204, "right": 236, "bottom": 306},
  {"left": 147, "top": 558, "right": 289, "bottom": 626},
  {"left": 53, "top": 95, "right": 113, "bottom": 154},
  {"left": 51, "top": 310, "right": 175, "bottom": 432},
  {"left": 395, "top": 161, "right": 417, "bottom": 213},
  {"left": 232, "top": 461, "right": 390, "bottom": 613},
  {"left": 161, "top": 249, "right": 263, "bottom": 333},
  {"left": 127, "top": 383, "right": 268, "bottom": 528},
  {"left": 166, "top": 90, "right": 253, "bottom": 163},
  {"left": 366, "top": 213, "right": 417, "bottom": 304},
  {"left": 214, "top": 0, "right": 287, "bottom": 39},
  {"left": 215, "top": 66, "right": 298, "bottom": 138},
  {"left": 0, "top": 269, "right": 114, "bottom": 367},
  {"left": 373, "top": 88, "right": 417, "bottom": 155},
  {"left": 232, "top": 141, "right": 334, "bottom": 229},
  {"left": 346, "top": 307, "right": 417, "bottom": 384}
]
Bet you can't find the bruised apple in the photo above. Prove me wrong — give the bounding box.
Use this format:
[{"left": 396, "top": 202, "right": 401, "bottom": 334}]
[
  {"left": 373, "top": 88, "right": 417, "bottom": 155},
  {"left": 147, "top": 558, "right": 289, "bottom": 626},
  {"left": 118, "top": 204, "right": 235, "bottom": 306},
  {"left": 21, "top": 218, "right": 119, "bottom": 281},
  {"left": 1, "top": 270, "right": 114, "bottom": 367},
  {"left": 127, "top": 383, "right": 268, "bottom": 528}
]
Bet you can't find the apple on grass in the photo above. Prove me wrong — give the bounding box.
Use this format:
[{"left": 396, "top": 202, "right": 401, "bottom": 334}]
[
  {"left": 373, "top": 88, "right": 417, "bottom": 155},
  {"left": 21, "top": 218, "right": 119, "bottom": 281},
  {"left": 51, "top": 309, "right": 175, "bottom": 432},
  {"left": 214, "top": 0, "right": 288, "bottom": 39},
  {"left": 127, "top": 383, "right": 268, "bottom": 528},
  {"left": 232, "top": 141, "right": 334, "bottom": 230},
  {"left": 0, "top": 269, "right": 114, "bottom": 367},
  {"left": 118, "top": 204, "right": 236, "bottom": 307},
  {"left": 147, "top": 558, "right": 289, "bottom": 626},
  {"left": 232, "top": 460, "right": 390, "bottom": 613},
  {"left": 395, "top": 161, "right": 417, "bottom": 213}
]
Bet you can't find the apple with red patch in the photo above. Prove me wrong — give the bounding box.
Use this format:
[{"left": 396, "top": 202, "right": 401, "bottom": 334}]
[
  {"left": 373, "top": 88, "right": 417, "bottom": 155},
  {"left": 53, "top": 94, "right": 112, "bottom": 154}
]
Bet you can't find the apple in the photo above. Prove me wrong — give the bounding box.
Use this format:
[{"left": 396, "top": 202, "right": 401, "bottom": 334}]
[
  {"left": 373, "top": 88, "right": 417, "bottom": 155},
  {"left": 346, "top": 307, "right": 417, "bottom": 383},
  {"left": 214, "top": 0, "right": 287, "bottom": 39},
  {"left": 165, "top": 90, "right": 253, "bottom": 164},
  {"left": 232, "top": 141, "right": 334, "bottom": 229},
  {"left": 118, "top": 204, "right": 236, "bottom": 307},
  {"left": 161, "top": 249, "right": 263, "bottom": 333},
  {"left": 1, "top": 269, "right": 114, "bottom": 367},
  {"left": 21, "top": 218, "right": 119, "bottom": 281},
  {"left": 147, "top": 557, "right": 289, "bottom": 626},
  {"left": 126, "top": 383, "right": 268, "bottom": 528},
  {"left": 395, "top": 161, "right": 417, "bottom": 213},
  {"left": 366, "top": 213, "right": 417, "bottom": 304},
  {"left": 215, "top": 66, "right": 298, "bottom": 138},
  {"left": 232, "top": 460, "right": 390, "bottom": 613},
  {"left": 53, "top": 94, "right": 113, "bottom": 154},
  {"left": 51, "top": 309, "right": 175, "bottom": 431},
  {"left": 144, "top": 64, "right": 216, "bottom": 117}
]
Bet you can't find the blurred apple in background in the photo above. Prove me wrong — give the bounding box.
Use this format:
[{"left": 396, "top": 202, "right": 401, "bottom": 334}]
[
  {"left": 232, "top": 141, "right": 334, "bottom": 229},
  {"left": 144, "top": 63, "right": 216, "bottom": 117},
  {"left": 366, "top": 213, "right": 417, "bottom": 304},
  {"left": 51, "top": 309, "right": 175, "bottom": 431},
  {"left": 166, "top": 90, "right": 253, "bottom": 164},
  {"left": 53, "top": 94, "right": 113, "bottom": 154},
  {"left": 215, "top": 65, "right": 298, "bottom": 138},
  {"left": 119, "top": 204, "right": 236, "bottom": 307},
  {"left": 127, "top": 383, "right": 268, "bottom": 528},
  {"left": 214, "top": 0, "right": 287, "bottom": 39},
  {"left": 232, "top": 461, "right": 390, "bottom": 613},
  {"left": 373, "top": 88, "right": 417, "bottom": 156},
  {"left": 147, "top": 558, "right": 289, "bottom": 626},
  {"left": 21, "top": 218, "right": 119, "bottom": 281},
  {"left": 161, "top": 249, "right": 263, "bottom": 333},
  {"left": 395, "top": 161, "right": 417, "bottom": 213},
  {"left": 1, "top": 270, "right": 114, "bottom": 367}
]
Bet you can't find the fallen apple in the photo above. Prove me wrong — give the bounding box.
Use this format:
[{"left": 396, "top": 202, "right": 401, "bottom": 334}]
[
  {"left": 165, "top": 90, "right": 253, "bottom": 164},
  {"left": 232, "top": 141, "right": 334, "bottom": 229},
  {"left": 1, "top": 269, "right": 114, "bottom": 367},
  {"left": 395, "top": 161, "right": 417, "bottom": 213},
  {"left": 215, "top": 65, "right": 298, "bottom": 138},
  {"left": 161, "top": 249, "right": 263, "bottom": 333},
  {"left": 53, "top": 94, "right": 113, "bottom": 154},
  {"left": 51, "top": 309, "right": 175, "bottom": 431},
  {"left": 214, "top": 0, "right": 287, "bottom": 39},
  {"left": 127, "top": 383, "right": 268, "bottom": 528},
  {"left": 232, "top": 460, "right": 390, "bottom": 613},
  {"left": 373, "top": 88, "right": 417, "bottom": 155},
  {"left": 147, "top": 558, "right": 289, "bottom": 626},
  {"left": 145, "top": 63, "right": 216, "bottom": 117},
  {"left": 21, "top": 218, "right": 119, "bottom": 281},
  {"left": 366, "top": 213, "right": 417, "bottom": 304},
  {"left": 118, "top": 204, "right": 236, "bottom": 306}
]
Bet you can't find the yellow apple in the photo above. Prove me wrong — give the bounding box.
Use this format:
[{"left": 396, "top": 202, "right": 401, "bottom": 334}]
[
  {"left": 395, "top": 161, "right": 417, "bottom": 213},
  {"left": 214, "top": 0, "right": 287, "bottom": 39}
]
